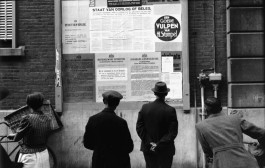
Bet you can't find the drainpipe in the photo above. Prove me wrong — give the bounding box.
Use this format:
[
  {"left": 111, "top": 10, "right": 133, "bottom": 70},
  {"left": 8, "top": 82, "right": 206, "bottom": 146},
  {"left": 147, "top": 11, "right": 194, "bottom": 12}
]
[
  {"left": 213, "top": 0, "right": 216, "bottom": 73},
  {"left": 54, "top": 0, "right": 63, "bottom": 113}
]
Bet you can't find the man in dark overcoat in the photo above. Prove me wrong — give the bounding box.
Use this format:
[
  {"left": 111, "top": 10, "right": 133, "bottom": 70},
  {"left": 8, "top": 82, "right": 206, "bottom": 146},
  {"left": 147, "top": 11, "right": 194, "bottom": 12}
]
[
  {"left": 136, "top": 81, "right": 178, "bottom": 168},
  {"left": 83, "top": 90, "right": 134, "bottom": 168},
  {"left": 196, "top": 97, "right": 265, "bottom": 168}
]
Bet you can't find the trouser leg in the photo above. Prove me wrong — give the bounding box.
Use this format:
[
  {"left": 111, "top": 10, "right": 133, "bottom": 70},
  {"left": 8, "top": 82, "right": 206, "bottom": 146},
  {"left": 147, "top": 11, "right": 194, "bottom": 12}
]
[{"left": 143, "top": 152, "right": 159, "bottom": 168}]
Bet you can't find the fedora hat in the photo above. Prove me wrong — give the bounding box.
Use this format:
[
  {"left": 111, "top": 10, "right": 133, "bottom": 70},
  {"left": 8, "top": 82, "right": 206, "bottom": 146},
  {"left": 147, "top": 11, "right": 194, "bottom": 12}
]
[{"left": 151, "top": 81, "right": 170, "bottom": 93}]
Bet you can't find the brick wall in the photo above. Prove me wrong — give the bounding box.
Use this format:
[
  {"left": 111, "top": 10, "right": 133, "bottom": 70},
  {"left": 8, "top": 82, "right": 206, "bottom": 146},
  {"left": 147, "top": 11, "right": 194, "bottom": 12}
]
[
  {"left": 0, "top": 0, "right": 55, "bottom": 109},
  {"left": 0, "top": 0, "right": 228, "bottom": 109},
  {"left": 188, "top": 0, "right": 227, "bottom": 107}
]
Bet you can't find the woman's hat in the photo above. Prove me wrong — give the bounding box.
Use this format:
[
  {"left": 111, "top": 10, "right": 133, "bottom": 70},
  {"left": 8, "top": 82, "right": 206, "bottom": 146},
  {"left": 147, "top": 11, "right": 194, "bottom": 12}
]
[{"left": 151, "top": 81, "right": 170, "bottom": 93}]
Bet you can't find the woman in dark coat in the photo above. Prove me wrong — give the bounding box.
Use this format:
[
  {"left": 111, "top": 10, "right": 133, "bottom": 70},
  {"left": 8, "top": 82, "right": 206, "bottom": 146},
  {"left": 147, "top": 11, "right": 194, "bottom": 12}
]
[{"left": 83, "top": 90, "right": 134, "bottom": 168}]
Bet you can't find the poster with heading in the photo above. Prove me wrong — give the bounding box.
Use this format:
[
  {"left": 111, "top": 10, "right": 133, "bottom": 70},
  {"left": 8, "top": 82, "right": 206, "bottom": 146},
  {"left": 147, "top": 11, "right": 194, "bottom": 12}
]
[
  {"left": 89, "top": 6, "right": 155, "bottom": 53},
  {"left": 95, "top": 52, "right": 161, "bottom": 102},
  {"left": 62, "top": 1, "right": 90, "bottom": 54}
]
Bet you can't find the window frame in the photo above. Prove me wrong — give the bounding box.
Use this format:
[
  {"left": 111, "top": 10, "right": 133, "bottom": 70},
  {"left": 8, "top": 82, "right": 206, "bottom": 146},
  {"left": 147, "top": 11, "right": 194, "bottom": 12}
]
[{"left": 0, "top": 1, "right": 24, "bottom": 56}]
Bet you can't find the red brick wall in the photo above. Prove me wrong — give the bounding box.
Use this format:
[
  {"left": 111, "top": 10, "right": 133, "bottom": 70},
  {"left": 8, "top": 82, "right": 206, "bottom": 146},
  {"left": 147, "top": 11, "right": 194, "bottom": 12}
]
[
  {"left": 0, "top": 0, "right": 55, "bottom": 109},
  {"left": 188, "top": 0, "right": 227, "bottom": 107}
]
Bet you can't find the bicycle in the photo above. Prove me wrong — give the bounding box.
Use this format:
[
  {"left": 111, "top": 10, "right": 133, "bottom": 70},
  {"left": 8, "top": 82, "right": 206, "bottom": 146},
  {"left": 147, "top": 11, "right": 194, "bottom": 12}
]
[
  {"left": 0, "top": 121, "right": 57, "bottom": 168},
  {"left": 0, "top": 99, "right": 62, "bottom": 168}
]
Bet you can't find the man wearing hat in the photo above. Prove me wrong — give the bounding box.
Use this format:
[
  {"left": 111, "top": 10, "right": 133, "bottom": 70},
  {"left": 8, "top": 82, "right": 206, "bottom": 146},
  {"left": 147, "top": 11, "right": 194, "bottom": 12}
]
[
  {"left": 196, "top": 97, "right": 265, "bottom": 168},
  {"left": 83, "top": 90, "right": 134, "bottom": 168},
  {"left": 136, "top": 81, "right": 178, "bottom": 168}
]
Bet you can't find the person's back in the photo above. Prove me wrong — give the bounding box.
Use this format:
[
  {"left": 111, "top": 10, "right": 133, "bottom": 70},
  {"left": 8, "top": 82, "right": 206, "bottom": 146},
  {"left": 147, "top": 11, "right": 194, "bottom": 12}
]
[
  {"left": 19, "top": 113, "right": 51, "bottom": 154},
  {"left": 86, "top": 109, "right": 133, "bottom": 155},
  {"left": 139, "top": 99, "right": 177, "bottom": 151},
  {"left": 136, "top": 81, "right": 178, "bottom": 168},
  {"left": 196, "top": 97, "right": 265, "bottom": 168},
  {"left": 83, "top": 90, "right": 133, "bottom": 168},
  {"left": 12, "top": 92, "right": 52, "bottom": 168},
  {"left": 196, "top": 114, "right": 244, "bottom": 147}
]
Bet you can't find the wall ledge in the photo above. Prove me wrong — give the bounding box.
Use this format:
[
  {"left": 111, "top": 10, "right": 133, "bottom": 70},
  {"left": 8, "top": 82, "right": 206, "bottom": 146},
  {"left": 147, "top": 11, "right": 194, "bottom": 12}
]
[{"left": 0, "top": 46, "right": 25, "bottom": 56}]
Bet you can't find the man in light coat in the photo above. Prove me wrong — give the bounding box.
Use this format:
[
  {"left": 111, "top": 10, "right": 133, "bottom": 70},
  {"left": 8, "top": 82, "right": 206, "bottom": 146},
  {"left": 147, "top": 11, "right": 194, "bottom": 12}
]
[
  {"left": 196, "top": 97, "right": 265, "bottom": 168},
  {"left": 136, "top": 81, "right": 178, "bottom": 168}
]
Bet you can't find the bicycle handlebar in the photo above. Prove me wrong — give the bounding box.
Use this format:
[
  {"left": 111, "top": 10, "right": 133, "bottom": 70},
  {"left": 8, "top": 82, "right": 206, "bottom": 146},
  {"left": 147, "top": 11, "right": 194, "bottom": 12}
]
[{"left": 0, "top": 121, "right": 10, "bottom": 127}]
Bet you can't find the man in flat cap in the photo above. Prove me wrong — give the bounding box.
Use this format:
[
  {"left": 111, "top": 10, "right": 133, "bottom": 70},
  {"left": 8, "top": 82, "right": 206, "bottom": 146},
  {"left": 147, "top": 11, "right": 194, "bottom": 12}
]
[
  {"left": 83, "top": 90, "right": 134, "bottom": 168},
  {"left": 196, "top": 97, "right": 265, "bottom": 168},
  {"left": 136, "top": 81, "right": 178, "bottom": 168}
]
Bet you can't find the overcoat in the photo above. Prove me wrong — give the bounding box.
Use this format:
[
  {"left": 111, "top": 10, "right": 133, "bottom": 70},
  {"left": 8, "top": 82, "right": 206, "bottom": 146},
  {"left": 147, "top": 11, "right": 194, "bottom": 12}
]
[
  {"left": 195, "top": 112, "right": 265, "bottom": 168},
  {"left": 136, "top": 98, "right": 178, "bottom": 155},
  {"left": 83, "top": 108, "right": 134, "bottom": 168}
]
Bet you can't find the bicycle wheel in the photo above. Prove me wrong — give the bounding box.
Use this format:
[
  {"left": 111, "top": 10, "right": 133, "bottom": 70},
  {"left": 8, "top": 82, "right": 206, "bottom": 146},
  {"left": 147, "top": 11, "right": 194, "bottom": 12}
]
[{"left": 15, "top": 147, "right": 57, "bottom": 168}]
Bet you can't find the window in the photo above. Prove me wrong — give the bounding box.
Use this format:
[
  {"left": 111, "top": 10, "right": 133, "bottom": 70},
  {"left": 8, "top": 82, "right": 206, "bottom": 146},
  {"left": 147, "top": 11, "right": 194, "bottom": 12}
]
[
  {"left": 0, "top": 1, "right": 24, "bottom": 56},
  {"left": 0, "top": 1, "right": 15, "bottom": 48}
]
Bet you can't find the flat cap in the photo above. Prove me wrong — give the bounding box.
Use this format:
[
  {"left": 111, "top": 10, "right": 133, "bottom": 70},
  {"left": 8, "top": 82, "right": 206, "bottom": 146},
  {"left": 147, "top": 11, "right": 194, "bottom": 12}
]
[
  {"left": 102, "top": 90, "right": 123, "bottom": 100},
  {"left": 205, "top": 97, "right": 222, "bottom": 110}
]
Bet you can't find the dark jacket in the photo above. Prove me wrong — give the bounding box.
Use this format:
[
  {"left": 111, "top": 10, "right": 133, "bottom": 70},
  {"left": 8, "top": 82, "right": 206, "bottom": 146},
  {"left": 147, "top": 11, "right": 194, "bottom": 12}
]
[
  {"left": 136, "top": 98, "right": 178, "bottom": 155},
  {"left": 0, "top": 144, "right": 23, "bottom": 168},
  {"left": 83, "top": 108, "right": 134, "bottom": 168},
  {"left": 196, "top": 112, "right": 265, "bottom": 168}
]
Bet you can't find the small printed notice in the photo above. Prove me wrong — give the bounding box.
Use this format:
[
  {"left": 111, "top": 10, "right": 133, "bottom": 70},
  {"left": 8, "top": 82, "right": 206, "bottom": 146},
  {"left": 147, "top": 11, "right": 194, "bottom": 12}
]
[
  {"left": 95, "top": 52, "right": 161, "bottom": 102},
  {"left": 62, "top": 1, "right": 90, "bottom": 54},
  {"left": 161, "top": 72, "right": 182, "bottom": 99},
  {"left": 162, "top": 56, "right": 173, "bottom": 72},
  {"left": 97, "top": 68, "right": 128, "bottom": 81}
]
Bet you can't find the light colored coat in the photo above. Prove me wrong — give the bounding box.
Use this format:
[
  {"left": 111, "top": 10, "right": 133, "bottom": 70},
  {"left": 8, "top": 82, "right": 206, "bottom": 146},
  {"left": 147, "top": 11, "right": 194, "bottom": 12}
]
[{"left": 196, "top": 112, "right": 265, "bottom": 168}]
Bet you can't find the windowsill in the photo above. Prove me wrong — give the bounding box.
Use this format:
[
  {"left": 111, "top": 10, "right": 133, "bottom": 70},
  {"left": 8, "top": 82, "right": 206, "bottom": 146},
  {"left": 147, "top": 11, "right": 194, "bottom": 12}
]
[{"left": 0, "top": 46, "right": 25, "bottom": 56}]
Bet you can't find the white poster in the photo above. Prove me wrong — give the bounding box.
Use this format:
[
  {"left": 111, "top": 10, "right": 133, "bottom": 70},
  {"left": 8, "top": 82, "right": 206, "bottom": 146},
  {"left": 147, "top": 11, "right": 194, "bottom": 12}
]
[
  {"left": 161, "top": 72, "right": 182, "bottom": 99},
  {"left": 89, "top": 6, "right": 155, "bottom": 53},
  {"left": 62, "top": 1, "right": 90, "bottom": 54},
  {"left": 162, "top": 56, "right": 174, "bottom": 72},
  {"left": 95, "top": 52, "right": 161, "bottom": 102},
  {"left": 97, "top": 68, "right": 128, "bottom": 81}
]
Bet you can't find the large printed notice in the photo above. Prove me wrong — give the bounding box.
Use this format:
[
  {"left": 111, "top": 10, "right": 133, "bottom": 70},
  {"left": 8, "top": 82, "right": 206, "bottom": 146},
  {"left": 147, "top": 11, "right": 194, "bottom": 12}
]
[
  {"left": 89, "top": 6, "right": 155, "bottom": 53},
  {"left": 62, "top": 1, "right": 90, "bottom": 54},
  {"left": 95, "top": 53, "right": 161, "bottom": 102}
]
